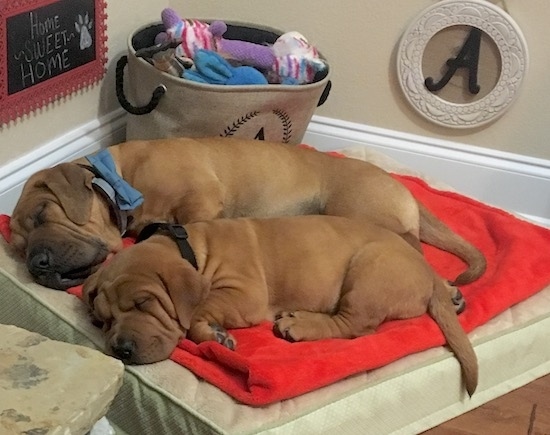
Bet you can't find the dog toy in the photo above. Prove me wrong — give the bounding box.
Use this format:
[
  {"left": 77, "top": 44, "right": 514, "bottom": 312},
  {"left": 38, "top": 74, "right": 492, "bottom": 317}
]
[
  {"left": 155, "top": 8, "right": 274, "bottom": 68},
  {"left": 183, "top": 49, "right": 268, "bottom": 85},
  {"left": 210, "top": 21, "right": 276, "bottom": 69},
  {"left": 154, "top": 9, "right": 215, "bottom": 59},
  {"left": 268, "top": 31, "right": 327, "bottom": 84},
  {"left": 155, "top": 8, "right": 327, "bottom": 85}
]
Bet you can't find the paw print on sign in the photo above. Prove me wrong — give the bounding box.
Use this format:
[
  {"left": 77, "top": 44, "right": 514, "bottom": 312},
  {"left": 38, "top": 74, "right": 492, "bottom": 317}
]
[{"left": 75, "top": 12, "right": 93, "bottom": 50}]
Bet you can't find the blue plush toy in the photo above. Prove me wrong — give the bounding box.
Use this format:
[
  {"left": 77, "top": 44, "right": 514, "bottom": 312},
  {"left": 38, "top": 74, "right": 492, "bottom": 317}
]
[{"left": 183, "top": 50, "right": 268, "bottom": 85}]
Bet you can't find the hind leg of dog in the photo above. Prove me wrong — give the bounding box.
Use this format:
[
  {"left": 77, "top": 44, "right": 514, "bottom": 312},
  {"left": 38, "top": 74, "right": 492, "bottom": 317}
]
[
  {"left": 273, "top": 262, "right": 439, "bottom": 342},
  {"left": 323, "top": 170, "right": 421, "bottom": 244},
  {"left": 273, "top": 310, "right": 379, "bottom": 342},
  {"left": 277, "top": 248, "right": 436, "bottom": 342}
]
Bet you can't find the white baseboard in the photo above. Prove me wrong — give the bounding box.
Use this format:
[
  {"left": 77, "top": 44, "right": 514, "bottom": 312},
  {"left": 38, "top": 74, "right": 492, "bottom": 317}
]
[
  {"left": 1, "top": 112, "right": 549, "bottom": 227},
  {"left": 0, "top": 110, "right": 126, "bottom": 215},
  {"left": 305, "top": 116, "right": 550, "bottom": 226}
]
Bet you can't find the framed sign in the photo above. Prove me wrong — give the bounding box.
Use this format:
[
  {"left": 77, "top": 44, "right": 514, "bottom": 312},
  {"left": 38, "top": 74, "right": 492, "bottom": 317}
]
[
  {"left": 0, "top": 0, "right": 107, "bottom": 125},
  {"left": 397, "top": 0, "right": 528, "bottom": 128}
]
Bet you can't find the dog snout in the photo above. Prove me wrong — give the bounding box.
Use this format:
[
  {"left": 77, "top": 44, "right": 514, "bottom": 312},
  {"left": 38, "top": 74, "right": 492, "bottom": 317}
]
[
  {"left": 111, "top": 338, "right": 136, "bottom": 361},
  {"left": 27, "top": 249, "right": 53, "bottom": 273}
]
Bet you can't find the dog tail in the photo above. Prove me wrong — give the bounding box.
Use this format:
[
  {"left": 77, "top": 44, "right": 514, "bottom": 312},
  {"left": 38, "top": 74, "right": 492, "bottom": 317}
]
[
  {"left": 428, "top": 279, "right": 478, "bottom": 396},
  {"left": 418, "top": 201, "right": 487, "bottom": 285}
]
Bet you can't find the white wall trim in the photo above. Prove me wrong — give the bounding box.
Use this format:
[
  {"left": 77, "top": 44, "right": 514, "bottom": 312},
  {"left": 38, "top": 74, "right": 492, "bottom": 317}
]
[
  {"left": 0, "top": 109, "right": 126, "bottom": 214},
  {"left": 304, "top": 116, "right": 550, "bottom": 226}
]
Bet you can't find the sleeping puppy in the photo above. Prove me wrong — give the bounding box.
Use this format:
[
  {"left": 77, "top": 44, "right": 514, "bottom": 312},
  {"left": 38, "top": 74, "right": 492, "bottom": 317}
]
[
  {"left": 83, "top": 215, "right": 478, "bottom": 396},
  {"left": 10, "top": 137, "right": 486, "bottom": 290}
]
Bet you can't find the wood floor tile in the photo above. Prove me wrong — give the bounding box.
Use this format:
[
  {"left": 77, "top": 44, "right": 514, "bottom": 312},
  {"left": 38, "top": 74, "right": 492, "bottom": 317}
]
[{"left": 422, "top": 374, "right": 550, "bottom": 435}]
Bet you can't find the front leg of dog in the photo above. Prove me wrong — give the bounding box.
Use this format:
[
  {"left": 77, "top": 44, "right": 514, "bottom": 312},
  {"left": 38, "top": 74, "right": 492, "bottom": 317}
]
[
  {"left": 174, "top": 184, "right": 225, "bottom": 223},
  {"left": 188, "top": 319, "right": 237, "bottom": 350},
  {"left": 188, "top": 281, "right": 268, "bottom": 348},
  {"left": 274, "top": 311, "right": 376, "bottom": 341}
]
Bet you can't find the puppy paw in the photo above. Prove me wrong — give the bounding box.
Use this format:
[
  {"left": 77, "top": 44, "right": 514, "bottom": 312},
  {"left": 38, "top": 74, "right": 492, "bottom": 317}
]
[
  {"left": 210, "top": 323, "right": 236, "bottom": 350},
  {"left": 188, "top": 321, "right": 237, "bottom": 349},
  {"left": 273, "top": 312, "right": 307, "bottom": 342},
  {"left": 451, "top": 287, "right": 466, "bottom": 314}
]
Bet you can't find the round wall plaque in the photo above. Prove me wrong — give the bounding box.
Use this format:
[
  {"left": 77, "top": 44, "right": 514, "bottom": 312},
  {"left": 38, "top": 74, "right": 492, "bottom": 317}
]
[{"left": 397, "top": 0, "right": 528, "bottom": 128}]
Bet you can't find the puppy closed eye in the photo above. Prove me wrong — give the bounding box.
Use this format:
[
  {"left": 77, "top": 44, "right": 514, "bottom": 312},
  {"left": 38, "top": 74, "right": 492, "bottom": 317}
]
[
  {"left": 91, "top": 315, "right": 105, "bottom": 329},
  {"left": 31, "top": 202, "right": 48, "bottom": 228},
  {"left": 86, "top": 288, "right": 99, "bottom": 308},
  {"left": 88, "top": 310, "right": 110, "bottom": 331},
  {"left": 134, "top": 296, "right": 153, "bottom": 311},
  {"left": 101, "top": 318, "right": 112, "bottom": 332}
]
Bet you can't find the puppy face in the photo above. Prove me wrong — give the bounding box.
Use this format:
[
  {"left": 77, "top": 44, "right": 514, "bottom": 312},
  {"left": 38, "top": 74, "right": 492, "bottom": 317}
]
[
  {"left": 82, "top": 239, "right": 209, "bottom": 364},
  {"left": 10, "top": 163, "right": 123, "bottom": 289}
]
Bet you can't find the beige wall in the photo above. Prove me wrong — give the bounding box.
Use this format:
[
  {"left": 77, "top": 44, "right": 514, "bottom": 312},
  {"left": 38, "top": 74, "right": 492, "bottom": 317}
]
[
  {"left": 175, "top": 0, "right": 550, "bottom": 160},
  {"left": 0, "top": 1, "right": 167, "bottom": 165},
  {"left": 1, "top": 1, "right": 547, "bottom": 166}
]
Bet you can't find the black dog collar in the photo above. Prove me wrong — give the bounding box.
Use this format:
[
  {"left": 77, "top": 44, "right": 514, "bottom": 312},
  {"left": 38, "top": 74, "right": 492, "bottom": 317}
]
[
  {"left": 136, "top": 223, "right": 198, "bottom": 270},
  {"left": 78, "top": 164, "right": 130, "bottom": 235}
]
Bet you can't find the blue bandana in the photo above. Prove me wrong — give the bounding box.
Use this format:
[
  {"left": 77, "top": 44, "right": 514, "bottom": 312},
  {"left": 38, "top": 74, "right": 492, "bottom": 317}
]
[{"left": 86, "top": 149, "right": 143, "bottom": 211}]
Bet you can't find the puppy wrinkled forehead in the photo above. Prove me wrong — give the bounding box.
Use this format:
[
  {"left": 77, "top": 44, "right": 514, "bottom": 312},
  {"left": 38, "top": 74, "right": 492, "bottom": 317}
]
[{"left": 97, "top": 272, "right": 149, "bottom": 306}]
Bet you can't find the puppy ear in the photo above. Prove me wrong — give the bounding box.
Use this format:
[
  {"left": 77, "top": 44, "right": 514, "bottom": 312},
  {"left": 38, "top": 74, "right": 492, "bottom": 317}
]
[
  {"left": 164, "top": 263, "right": 210, "bottom": 329},
  {"left": 82, "top": 268, "right": 107, "bottom": 328},
  {"left": 82, "top": 268, "right": 101, "bottom": 309},
  {"left": 46, "top": 163, "right": 93, "bottom": 225}
]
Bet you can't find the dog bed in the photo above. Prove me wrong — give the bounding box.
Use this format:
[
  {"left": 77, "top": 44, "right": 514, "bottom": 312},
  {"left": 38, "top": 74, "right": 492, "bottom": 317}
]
[{"left": 1, "top": 146, "right": 550, "bottom": 434}]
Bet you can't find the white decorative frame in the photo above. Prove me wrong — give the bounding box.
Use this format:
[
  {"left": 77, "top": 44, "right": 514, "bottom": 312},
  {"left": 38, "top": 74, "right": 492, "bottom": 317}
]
[{"left": 397, "top": 0, "right": 528, "bottom": 128}]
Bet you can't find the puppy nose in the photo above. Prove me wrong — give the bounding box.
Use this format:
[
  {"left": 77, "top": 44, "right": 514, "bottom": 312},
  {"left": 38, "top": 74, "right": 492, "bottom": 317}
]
[
  {"left": 111, "top": 338, "right": 136, "bottom": 361},
  {"left": 27, "top": 251, "right": 52, "bottom": 272}
]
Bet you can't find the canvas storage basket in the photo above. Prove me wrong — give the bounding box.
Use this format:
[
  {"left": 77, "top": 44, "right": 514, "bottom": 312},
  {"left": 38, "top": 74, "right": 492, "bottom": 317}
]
[{"left": 116, "top": 22, "right": 331, "bottom": 144}]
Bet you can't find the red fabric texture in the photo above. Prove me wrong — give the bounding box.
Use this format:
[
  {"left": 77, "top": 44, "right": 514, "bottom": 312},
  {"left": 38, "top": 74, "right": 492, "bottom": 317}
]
[{"left": 2, "top": 176, "right": 550, "bottom": 406}]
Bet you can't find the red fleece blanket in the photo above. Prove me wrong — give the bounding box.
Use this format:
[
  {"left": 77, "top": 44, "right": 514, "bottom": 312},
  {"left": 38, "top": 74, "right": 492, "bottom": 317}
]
[{"left": 3, "top": 175, "right": 550, "bottom": 406}]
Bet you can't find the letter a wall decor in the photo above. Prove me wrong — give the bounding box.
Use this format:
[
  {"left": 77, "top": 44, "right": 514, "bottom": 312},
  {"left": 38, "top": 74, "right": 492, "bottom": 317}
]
[
  {"left": 397, "top": 0, "right": 528, "bottom": 128},
  {"left": 0, "top": 0, "right": 107, "bottom": 125}
]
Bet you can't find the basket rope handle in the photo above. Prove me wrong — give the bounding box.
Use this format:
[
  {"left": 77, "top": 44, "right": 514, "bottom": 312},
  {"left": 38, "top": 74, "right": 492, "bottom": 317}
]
[
  {"left": 116, "top": 54, "right": 330, "bottom": 113},
  {"left": 115, "top": 55, "right": 166, "bottom": 115},
  {"left": 317, "top": 80, "right": 331, "bottom": 107}
]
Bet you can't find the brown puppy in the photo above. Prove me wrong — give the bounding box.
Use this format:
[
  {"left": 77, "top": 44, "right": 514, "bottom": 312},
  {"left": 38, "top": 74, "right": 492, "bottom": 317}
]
[
  {"left": 10, "top": 137, "right": 486, "bottom": 290},
  {"left": 83, "top": 215, "right": 478, "bottom": 396}
]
